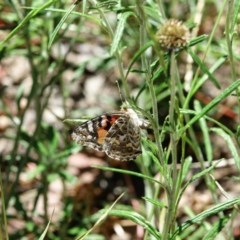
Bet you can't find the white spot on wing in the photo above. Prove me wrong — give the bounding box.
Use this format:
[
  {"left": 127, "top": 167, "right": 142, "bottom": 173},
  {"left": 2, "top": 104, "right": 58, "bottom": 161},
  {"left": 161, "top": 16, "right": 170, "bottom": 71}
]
[{"left": 87, "top": 121, "right": 94, "bottom": 132}]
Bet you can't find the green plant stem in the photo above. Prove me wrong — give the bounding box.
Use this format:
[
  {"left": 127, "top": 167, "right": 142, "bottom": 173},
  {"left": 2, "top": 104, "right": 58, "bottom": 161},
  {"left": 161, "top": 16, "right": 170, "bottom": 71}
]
[
  {"left": 136, "top": 0, "right": 164, "bottom": 163},
  {"left": 225, "top": 0, "right": 237, "bottom": 83},
  {"left": 136, "top": 2, "right": 158, "bottom": 238},
  {"left": 5, "top": 24, "right": 39, "bottom": 206},
  {"left": 6, "top": 22, "right": 56, "bottom": 224},
  {"left": 169, "top": 52, "right": 178, "bottom": 185},
  {"left": 0, "top": 169, "right": 9, "bottom": 240},
  {"left": 225, "top": 0, "right": 240, "bottom": 151},
  {"left": 162, "top": 51, "right": 179, "bottom": 238}
]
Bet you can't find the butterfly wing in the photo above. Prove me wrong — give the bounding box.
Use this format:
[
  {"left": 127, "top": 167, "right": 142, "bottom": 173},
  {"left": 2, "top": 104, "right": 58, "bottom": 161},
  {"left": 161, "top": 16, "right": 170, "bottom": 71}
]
[
  {"left": 70, "top": 113, "right": 123, "bottom": 152},
  {"left": 103, "top": 114, "right": 141, "bottom": 161}
]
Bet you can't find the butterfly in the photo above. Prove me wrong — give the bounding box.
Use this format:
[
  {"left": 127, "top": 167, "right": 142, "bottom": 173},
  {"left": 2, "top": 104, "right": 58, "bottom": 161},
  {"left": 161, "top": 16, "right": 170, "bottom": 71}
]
[{"left": 69, "top": 107, "right": 149, "bottom": 161}]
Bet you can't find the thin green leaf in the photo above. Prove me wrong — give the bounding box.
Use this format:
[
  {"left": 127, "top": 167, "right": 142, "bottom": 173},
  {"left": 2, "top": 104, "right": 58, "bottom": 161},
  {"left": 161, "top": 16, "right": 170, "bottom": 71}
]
[
  {"left": 48, "top": 2, "right": 77, "bottom": 49},
  {"left": 94, "top": 165, "right": 165, "bottom": 188},
  {"left": 230, "top": 1, "right": 240, "bottom": 33},
  {"left": 0, "top": 169, "right": 8, "bottom": 240},
  {"left": 97, "top": 1, "right": 118, "bottom": 9},
  {"left": 76, "top": 193, "right": 125, "bottom": 240},
  {"left": 109, "top": 210, "right": 162, "bottom": 239},
  {"left": 187, "top": 35, "right": 209, "bottom": 48},
  {"left": 37, "top": 142, "right": 49, "bottom": 156},
  {"left": 211, "top": 127, "right": 240, "bottom": 170},
  {"left": 27, "top": 165, "right": 45, "bottom": 180},
  {"left": 171, "top": 198, "right": 240, "bottom": 239},
  {"left": 180, "top": 108, "right": 235, "bottom": 137},
  {"left": 49, "top": 127, "right": 59, "bottom": 153},
  {"left": 0, "top": 0, "right": 58, "bottom": 49},
  {"left": 125, "top": 41, "right": 153, "bottom": 79},
  {"left": 181, "top": 79, "right": 240, "bottom": 134},
  {"left": 182, "top": 159, "right": 223, "bottom": 191},
  {"left": 202, "top": 215, "right": 230, "bottom": 240},
  {"left": 110, "top": 11, "right": 134, "bottom": 55},
  {"left": 194, "top": 100, "right": 213, "bottom": 162},
  {"left": 38, "top": 209, "right": 55, "bottom": 240},
  {"left": 190, "top": 164, "right": 216, "bottom": 182},
  {"left": 188, "top": 48, "right": 221, "bottom": 89},
  {"left": 180, "top": 156, "right": 193, "bottom": 182},
  {"left": 63, "top": 118, "right": 89, "bottom": 128},
  {"left": 237, "top": 126, "right": 240, "bottom": 145},
  {"left": 191, "top": 56, "right": 227, "bottom": 101},
  {"left": 143, "top": 196, "right": 166, "bottom": 208}
]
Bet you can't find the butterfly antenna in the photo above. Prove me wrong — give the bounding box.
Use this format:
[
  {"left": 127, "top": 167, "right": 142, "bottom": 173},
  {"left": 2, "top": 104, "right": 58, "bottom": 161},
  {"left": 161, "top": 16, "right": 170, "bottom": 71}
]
[{"left": 116, "top": 80, "right": 127, "bottom": 104}]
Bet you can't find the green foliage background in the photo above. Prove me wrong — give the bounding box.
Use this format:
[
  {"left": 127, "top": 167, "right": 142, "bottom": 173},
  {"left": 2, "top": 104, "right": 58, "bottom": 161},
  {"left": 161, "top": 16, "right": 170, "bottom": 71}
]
[{"left": 0, "top": 0, "right": 240, "bottom": 239}]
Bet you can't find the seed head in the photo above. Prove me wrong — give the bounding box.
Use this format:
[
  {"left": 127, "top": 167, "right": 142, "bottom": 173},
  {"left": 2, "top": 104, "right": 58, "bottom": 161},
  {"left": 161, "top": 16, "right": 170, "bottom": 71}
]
[{"left": 156, "top": 19, "right": 190, "bottom": 51}]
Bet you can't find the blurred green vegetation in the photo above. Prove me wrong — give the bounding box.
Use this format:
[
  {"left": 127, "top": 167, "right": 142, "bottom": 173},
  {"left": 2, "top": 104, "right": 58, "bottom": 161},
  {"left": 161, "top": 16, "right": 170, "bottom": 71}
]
[{"left": 0, "top": 0, "right": 240, "bottom": 239}]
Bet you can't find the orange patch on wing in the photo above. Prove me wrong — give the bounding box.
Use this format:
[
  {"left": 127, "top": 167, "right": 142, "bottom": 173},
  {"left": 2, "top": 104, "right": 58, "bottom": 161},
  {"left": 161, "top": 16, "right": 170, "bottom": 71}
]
[
  {"left": 97, "top": 127, "right": 108, "bottom": 144},
  {"left": 109, "top": 115, "right": 118, "bottom": 124}
]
